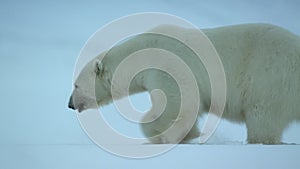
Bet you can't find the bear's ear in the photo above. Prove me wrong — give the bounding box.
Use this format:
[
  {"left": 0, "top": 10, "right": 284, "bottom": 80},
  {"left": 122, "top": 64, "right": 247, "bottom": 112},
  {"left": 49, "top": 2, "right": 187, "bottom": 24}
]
[{"left": 94, "top": 60, "right": 104, "bottom": 77}]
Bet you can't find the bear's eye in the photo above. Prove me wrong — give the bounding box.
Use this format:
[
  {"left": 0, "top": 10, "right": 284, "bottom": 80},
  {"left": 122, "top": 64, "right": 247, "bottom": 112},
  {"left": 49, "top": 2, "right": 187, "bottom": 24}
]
[{"left": 74, "top": 84, "right": 79, "bottom": 89}]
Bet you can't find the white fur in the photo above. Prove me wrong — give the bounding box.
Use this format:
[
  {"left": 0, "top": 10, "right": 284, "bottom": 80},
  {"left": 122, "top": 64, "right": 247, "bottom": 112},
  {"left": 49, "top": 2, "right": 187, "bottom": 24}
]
[{"left": 70, "top": 24, "right": 300, "bottom": 144}]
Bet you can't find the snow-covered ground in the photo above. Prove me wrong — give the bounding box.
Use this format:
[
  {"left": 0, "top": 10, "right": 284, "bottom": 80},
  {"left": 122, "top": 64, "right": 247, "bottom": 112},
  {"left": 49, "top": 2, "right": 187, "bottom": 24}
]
[
  {"left": 0, "top": 0, "right": 299, "bottom": 168},
  {"left": 1, "top": 144, "right": 300, "bottom": 169}
]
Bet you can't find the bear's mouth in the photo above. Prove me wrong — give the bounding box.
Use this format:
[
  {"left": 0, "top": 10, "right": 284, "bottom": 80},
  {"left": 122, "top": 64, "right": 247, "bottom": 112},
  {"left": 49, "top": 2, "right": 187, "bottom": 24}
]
[{"left": 77, "top": 103, "right": 86, "bottom": 113}]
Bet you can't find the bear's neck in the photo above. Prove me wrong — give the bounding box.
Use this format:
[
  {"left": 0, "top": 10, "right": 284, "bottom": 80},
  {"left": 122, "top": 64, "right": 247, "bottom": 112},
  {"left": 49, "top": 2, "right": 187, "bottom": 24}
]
[
  {"left": 129, "top": 72, "right": 147, "bottom": 94},
  {"left": 107, "top": 66, "right": 148, "bottom": 100}
]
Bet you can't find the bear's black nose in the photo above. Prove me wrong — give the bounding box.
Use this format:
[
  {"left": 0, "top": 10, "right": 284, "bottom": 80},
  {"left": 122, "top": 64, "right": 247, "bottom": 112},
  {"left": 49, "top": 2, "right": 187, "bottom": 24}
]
[{"left": 68, "top": 96, "right": 75, "bottom": 110}]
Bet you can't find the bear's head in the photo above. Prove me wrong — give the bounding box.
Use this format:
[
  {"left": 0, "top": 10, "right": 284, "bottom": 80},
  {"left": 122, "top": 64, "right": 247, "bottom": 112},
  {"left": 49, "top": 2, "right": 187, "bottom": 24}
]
[{"left": 68, "top": 58, "right": 113, "bottom": 112}]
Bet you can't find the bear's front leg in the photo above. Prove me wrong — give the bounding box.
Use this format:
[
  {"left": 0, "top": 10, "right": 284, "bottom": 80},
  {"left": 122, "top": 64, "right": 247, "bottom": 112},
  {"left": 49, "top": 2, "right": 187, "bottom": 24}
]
[
  {"left": 140, "top": 73, "right": 200, "bottom": 144},
  {"left": 141, "top": 106, "right": 200, "bottom": 144}
]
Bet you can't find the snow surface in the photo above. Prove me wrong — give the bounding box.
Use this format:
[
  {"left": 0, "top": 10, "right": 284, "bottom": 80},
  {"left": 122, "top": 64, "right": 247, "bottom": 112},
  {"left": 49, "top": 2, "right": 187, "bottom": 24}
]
[
  {"left": 0, "top": 0, "right": 299, "bottom": 168},
  {"left": 1, "top": 144, "right": 300, "bottom": 169}
]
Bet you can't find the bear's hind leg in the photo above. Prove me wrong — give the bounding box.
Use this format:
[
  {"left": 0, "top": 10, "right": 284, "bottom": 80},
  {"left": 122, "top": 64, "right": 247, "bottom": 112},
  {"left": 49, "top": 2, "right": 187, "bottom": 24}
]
[{"left": 245, "top": 109, "right": 287, "bottom": 144}]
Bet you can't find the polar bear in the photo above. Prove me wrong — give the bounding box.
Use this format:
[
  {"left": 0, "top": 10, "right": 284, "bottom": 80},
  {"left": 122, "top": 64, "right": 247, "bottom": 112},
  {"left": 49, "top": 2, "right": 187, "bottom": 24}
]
[{"left": 68, "top": 24, "right": 300, "bottom": 144}]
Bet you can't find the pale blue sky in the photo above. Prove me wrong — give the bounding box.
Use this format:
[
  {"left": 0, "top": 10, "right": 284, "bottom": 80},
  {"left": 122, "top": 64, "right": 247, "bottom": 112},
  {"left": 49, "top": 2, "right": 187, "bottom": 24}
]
[{"left": 0, "top": 0, "right": 300, "bottom": 168}]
